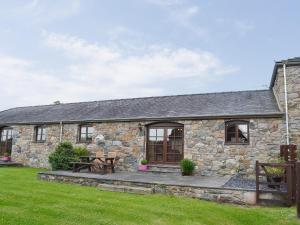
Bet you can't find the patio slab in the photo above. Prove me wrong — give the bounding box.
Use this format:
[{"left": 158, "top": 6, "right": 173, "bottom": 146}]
[{"left": 40, "top": 170, "right": 230, "bottom": 188}]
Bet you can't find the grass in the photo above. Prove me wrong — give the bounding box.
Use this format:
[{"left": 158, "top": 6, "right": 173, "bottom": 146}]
[{"left": 0, "top": 168, "right": 299, "bottom": 225}]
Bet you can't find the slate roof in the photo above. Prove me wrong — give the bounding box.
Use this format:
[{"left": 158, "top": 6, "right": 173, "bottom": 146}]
[
  {"left": 0, "top": 90, "right": 282, "bottom": 125},
  {"left": 270, "top": 57, "right": 300, "bottom": 88}
]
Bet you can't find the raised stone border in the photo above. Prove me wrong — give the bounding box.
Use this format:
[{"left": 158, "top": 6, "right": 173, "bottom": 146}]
[
  {"left": 0, "top": 161, "right": 23, "bottom": 167},
  {"left": 38, "top": 171, "right": 256, "bottom": 205}
]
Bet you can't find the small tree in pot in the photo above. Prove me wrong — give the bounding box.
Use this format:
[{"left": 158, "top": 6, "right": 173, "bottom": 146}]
[
  {"left": 180, "top": 159, "right": 196, "bottom": 176},
  {"left": 138, "top": 159, "right": 148, "bottom": 171},
  {"left": 265, "top": 157, "right": 285, "bottom": 189}
]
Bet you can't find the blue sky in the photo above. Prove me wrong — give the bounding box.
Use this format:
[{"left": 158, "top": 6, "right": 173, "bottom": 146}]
[{"left": 0, "top": 0, "right": 299, "bottom": 110}]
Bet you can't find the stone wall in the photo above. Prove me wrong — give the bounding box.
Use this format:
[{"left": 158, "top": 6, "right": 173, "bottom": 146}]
[
  {"left": 11, "top": 124, "right": 60, "bottom": 168},
  {"left": 182, "top": 118, "right": 285, "bottom": 177},
  {"left": 11, "top": 122, "right": 145, "bottom": 171},
  {"left": 272, "top": 65, "right": 300, "bottom": 146},
  {"left": 11, "top": 117, "right": 285, "bottom": 177}
]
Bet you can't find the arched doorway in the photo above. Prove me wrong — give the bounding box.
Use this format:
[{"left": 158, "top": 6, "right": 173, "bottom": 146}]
[
  {"left": 146, "top": 122, "right": 184, "bottom": 164},
  {"left": 0, "top": 127, "right": 13, "bottom": 156}
]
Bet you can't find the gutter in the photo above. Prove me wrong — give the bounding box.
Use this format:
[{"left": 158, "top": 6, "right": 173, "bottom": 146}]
[
  {"left": 0, "top": 112, "right": 284, "bottom": 126},
  {"left": 59, "top": 121, "right": 63, "bottom": 142},
  {"left": 283, "top": 63, "right": 290, "bottom": 144}
]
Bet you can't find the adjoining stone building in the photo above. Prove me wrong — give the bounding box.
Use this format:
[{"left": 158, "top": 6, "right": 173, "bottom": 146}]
[{"left": 0, "top": 58, "right": 299, "bottom": 177}]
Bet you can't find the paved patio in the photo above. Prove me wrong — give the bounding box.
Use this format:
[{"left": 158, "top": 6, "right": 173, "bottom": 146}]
[
  {"left": 40, "top": 170, "right": 231, "bottom": 188},
  {"left": 39, "top": 170, "right": 258, "bottom": 204}
]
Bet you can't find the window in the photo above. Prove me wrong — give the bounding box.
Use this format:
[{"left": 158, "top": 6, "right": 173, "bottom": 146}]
[
  {"left": 225, "top": 121, "right": 249, "bottom": 144},
  {"left": 1, "top": 127, "right": 13, "bottom": 142},
  {"left": 79, "top": 125, "right": 94, "bottom": 143},
  {"left": 35, "top": 126, "right": 46, "bottom": 142}
]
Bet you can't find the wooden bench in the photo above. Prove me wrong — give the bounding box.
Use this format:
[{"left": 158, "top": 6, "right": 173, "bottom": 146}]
[
  {"left": 72, "top": 155, "right": 117, "bottom": 174},
  {"left": 72, "top": 162, "right": 93, "bottom": 172}
]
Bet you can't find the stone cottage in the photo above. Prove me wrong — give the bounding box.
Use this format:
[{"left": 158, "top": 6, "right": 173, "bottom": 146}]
[{"left": 0, "top": 57, "right": 299, "bottom": 176}]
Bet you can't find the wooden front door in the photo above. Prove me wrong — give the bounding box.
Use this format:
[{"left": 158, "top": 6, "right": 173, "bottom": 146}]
[
  {"left": 147, "top": 123, "right": 184, "bottom": 164},
  {"left": 0, "top": 127, "right": 13, "bottom": 156}
]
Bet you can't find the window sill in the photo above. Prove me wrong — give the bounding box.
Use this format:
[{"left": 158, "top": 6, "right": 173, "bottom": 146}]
[
  {"left": 32, "top": 141, "right": 46, "bottom": 144},
  {"left": 224, "top": 142, "right": 249, "bottom": 146},
  {"left": 77, "top": 141, "right": 92, "bottom": 144}
]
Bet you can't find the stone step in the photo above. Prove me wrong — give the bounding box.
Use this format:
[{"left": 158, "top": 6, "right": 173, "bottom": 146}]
[
  {"left": 145, "top": 164, "right": 181, "bottom": 173},
  {"left": 97, "top": 183, "right": 153, "bottom": 194}
]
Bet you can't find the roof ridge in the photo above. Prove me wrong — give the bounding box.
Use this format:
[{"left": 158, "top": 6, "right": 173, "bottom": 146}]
[{"left": 0, "top": 89, "right": 271, "bottom": 112}]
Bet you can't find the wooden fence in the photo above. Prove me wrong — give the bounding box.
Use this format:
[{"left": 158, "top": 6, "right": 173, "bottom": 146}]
[
  {"left": 256, "top": 161, "right": 296, "bottom": 206},
  {"left": 256, "top": 145, "right": 298, "bottom": 206},
  {"left": 280, "top": 144, "right": 297, "bottom": 162}
]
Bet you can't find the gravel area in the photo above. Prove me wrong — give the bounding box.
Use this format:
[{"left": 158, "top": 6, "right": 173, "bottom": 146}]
[
  {"left": 223, "top": 176, "right": 256, "bottom": 190},
  {"left": 223, "top": 175, "right": 287, "bottom": 192}
]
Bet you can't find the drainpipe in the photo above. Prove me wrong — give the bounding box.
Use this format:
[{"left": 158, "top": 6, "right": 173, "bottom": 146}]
[
  {"left": 283, "top": 63, "right": 290, "bottom": 145},
  {"left": 59, "top": 121, "right": 63, "bottom": 142}
]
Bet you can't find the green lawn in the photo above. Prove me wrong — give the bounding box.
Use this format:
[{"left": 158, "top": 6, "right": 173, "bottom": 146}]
[{"left": 0, "top": 168, "right": 299, "bottom": 225}]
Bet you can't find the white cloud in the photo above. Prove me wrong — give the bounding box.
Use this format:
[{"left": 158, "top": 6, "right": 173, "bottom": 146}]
[
  {"left": 146, "top": 0, "right": 205, "bottom": 37},
  {"left": 12, "top": 0, "right": 80, "bottom": 23},
  {"left": 0, "top": 32, "right": 238, "bottom": 110},
  {"left": 145, "top": 0, "right": 182, "bottom": 7}
]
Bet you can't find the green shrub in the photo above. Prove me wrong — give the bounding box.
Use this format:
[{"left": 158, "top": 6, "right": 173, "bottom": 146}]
[
  {"left": 180, "top": 159, "right": 196, "bottom": 176},
  {"left": 49, "top": 142, "right": 77, "bottom": 170},
  {"left": 141, "top": 159, "right": 148, "bottom": 165},
  {"left": 265, "top": 157, "right": 285, "bottom": 177},
  {"left": 74, "top": 146, "right": 89, "bottom": 157}
]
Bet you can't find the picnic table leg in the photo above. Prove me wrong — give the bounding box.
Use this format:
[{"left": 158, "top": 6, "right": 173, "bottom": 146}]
[
  {"left": 111, "top": 159, "right": 115, "bottom": 173},
  {"left": 73, "top": 163, "right": 77, "bottom": 172}
]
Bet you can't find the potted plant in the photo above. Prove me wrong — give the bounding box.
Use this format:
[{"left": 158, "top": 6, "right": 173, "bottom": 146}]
[
  {"left": 265, "top": 166, "right": 284, "bottom": 188},
  {"left": 138, "top": 159, "right": 148, "bottom": 171},
  {"left": 180, "top": 159, "right": 195, "bottom": 176},
  {"left": 265, "top": 157, "right": 284, "bottom": 188},
  {"left": 2, "top": 153, "right": 11, "bottom": 162}
]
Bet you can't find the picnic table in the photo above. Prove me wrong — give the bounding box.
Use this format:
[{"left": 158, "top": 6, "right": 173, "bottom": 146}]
[{"left": 72, "top": 156, "right": 115, "bottom": 174}]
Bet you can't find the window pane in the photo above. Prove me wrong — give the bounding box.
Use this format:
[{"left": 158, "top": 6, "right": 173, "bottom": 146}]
[
  {"left": 7, "top": 129, "right": 12, "bottom": 138},
  {"left": 226, "top": 132, "right": 236, "bottom": 143},
  {"left": 156, "top": 129, "right": 164, "bottom": 137},
  {"left": 226, "top": 124, "right": 235, "bottom": 133},
  {"left": 156, "top": 136, "right": 164, "bottom": 141},
  {"left": 81, "top": 126, "right": 86, "bottom": 134},
  {"left": 80, "top": 133, "right": 86, "bottom": 140},
  {"left": 87, "top": 127, "right": 94, "bottom": 134},
  {"left": 149, "top": 136, "right": 156, "bottom": 141},
  {"left": 238, "top": 124, "right": 248, "bottom": 143},
  {"left": 149, "top": 129, "right": 156, "bottom": 136}
]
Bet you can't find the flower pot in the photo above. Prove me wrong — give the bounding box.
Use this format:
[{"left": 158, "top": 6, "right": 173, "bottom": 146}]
[
  {"left": 267, "top": 176, "right": 282, "bottom": 189},
  {"left": 2, "top": 156, "right": 11, "bottom": 162},
  {"left": 138, "top": 165, "right": 148, "bottom": 171},
  {"left": 181, "top": 171, "right": 193, "bottom": 176}
]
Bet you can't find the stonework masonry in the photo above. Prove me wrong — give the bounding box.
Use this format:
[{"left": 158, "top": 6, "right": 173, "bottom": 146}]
[
  {"left": 12, "top": 118, "right": 285, "bottom": 177},
  {"left": 273, "top": 65, "right": 300, "bottom": 146}
]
